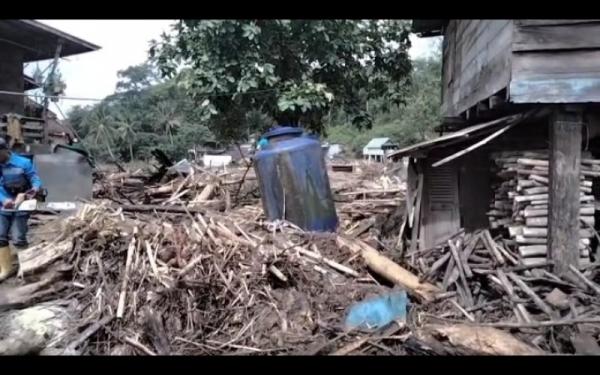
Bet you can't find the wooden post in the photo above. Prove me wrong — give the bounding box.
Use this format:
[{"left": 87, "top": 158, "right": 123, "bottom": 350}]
[{"left": 548, "top": 108, "right": 582, "bottom": 276}]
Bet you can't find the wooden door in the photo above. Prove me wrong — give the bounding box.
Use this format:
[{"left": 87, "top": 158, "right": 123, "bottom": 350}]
[{"left": 421, "top": 160, "right": 460, "bottom": 249}]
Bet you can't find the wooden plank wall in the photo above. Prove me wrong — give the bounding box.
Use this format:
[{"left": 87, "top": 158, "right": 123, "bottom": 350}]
[
  {"left": 441, "top": 20, "right": 513, "bottom": 117},
  {"left": 511, "top": 20, "right": 600, "bottom": 104}
]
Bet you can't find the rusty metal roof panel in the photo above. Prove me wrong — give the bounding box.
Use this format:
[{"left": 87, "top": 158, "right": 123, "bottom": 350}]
[{"left": 387, "top": 112, "right": 528, "bottom": 160}]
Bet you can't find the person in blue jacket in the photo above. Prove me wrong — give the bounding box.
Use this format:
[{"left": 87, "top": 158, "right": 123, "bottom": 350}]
[{"left": 0, "top": 138, "right": 42, "bottom": 280}]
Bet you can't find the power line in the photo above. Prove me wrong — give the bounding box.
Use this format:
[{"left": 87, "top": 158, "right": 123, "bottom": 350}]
[
  {"left": 0, "top": 86, "right": 282, "bottom": 103},
  {"left": 0, "top": 90, "right": 103, "bottom": 102}
]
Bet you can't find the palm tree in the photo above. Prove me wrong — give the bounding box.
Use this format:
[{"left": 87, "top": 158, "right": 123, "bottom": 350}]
[
  {"left": 116, "top": 115, "right": 138, "bottom": 161},
  {"left": 84, "top": 107, "right": 119, "bottom": 160},
  {"left": 154, "top": 101, "right": 181, "bottom": 145}
]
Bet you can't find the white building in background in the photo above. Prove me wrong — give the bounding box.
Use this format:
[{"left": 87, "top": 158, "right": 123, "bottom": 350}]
[
  {"left": 202, "top": 154, "right": 232, "bottom": 168},
  {"left": 362, "top": 138, "right": 399, "bottom": 163}
]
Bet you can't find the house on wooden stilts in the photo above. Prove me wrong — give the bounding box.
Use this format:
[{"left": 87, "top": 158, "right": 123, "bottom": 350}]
[{"left": 390, "top": 20, "right": 600, "bottom": 276}]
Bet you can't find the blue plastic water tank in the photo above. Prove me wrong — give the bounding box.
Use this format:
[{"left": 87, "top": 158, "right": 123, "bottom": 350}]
[{"left": 254, "top": 126, "right": 338, "bottom": 232}]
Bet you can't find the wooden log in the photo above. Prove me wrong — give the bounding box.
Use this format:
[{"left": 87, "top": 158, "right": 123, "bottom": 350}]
[
  {"left": 296, "top": 247, "right": 360, "bottom": 277},
  {"left": 530, "top": 174, "right": 549, "bottom": 184},
  {"left": 195, "top": 183, "right": 216, "bottom": 202},
  {"left": 515, "top": 235, "right": 590, "bottom": 246},
  {"left": 518, "top": 245, "right": 547, "bottom": 258},
  {"left": 496, "top": 269, "right": 517, "bottom": 301},
  {"left": 549, "top": 110, "right": 582, "bottom": 277},
  {"left": 509, "top": 226, "right": 524, "bottom": 237},
  {"left": 418, "top": 324, "right": 544, "bottom": 355},
  {"left": 522, "top": 186, "right": 548, "bottom": 195},
  {"left": 520, "top": 257, "right": 550, "bottom": 267},
  {"left": 524, "top": 206, "right": 595, "bottom": 218},
  {"left": 517, "top": 168, "right": 548, "bottom": 176},
  {"left": 523, "top": 227, "right": 593, "bottom": 238},
  {"left": 481, "top": 230, "right": 505, "bottom": 265},
  {"left": 495, "top": 244, "right": 519, "bottom": 265},
  {"left": 530, "top": 200, "right": 548, "bottom": 206},
  {"left": 568, "top": 265, "right": 600, "bottom": 295},
  {"left": 525, "top": 216, "right": 593, "bottom": 227},
  {"left": 517, "top": 180, "right": 539, "bottom": 188},
  {"left": 517, "top": 158, "right": 548, "bottom": 167},
  {"left": 508, "top": 272, "right": 557, "bottom": 318},
  {"left": 515, "top": 194, "right": 548, "bottom": 202},
  {"left": 526, "top": 217, "right": 547, "bottom": 227},
  {"left": 449, "top": 240, "right": 473, "bottom": 307},
  {"left": 337, "top": 236, "right": 439, "bottom": 302},
  {"left": 0, "top": 270, "right": 64, "bottom": 309},
  {"left": 523, "top": 209, "right": 548, "bottom": 218},
  {"left": 442, "top": 256, "right": 456, "bottom": 291},
  {"left": 18, "top": 240, "right": 74, "bottom": 275}
]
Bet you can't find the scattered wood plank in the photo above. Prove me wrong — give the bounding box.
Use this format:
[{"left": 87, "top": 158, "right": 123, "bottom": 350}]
[
  {"left": 508, "top": 272, "right": 558, "bottom": 318},
  {"left": 568, "top": 265, "right": 600, "bottom": 295},
  {"left": 117, "top": 233, "right": 137, "bottom": 319},
  {"left": 448, "top": 240, "right": 473, "bottom": 307}
]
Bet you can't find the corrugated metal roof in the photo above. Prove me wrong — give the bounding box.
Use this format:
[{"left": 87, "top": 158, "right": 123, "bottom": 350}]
[
  {"left": 387, "top": 111, "right": 541, "bottom": 160},
  {"left": 364, "top": 138, "right": 392, "bottom": 149}
]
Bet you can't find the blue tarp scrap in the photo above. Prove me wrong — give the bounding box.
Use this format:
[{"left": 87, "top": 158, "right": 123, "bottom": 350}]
[{"left": 344, "top": 290, "right": 408, "bottom": 331}]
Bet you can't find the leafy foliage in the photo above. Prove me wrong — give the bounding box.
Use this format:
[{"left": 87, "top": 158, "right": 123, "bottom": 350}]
[
  {"left": 327, "top": 42, "right": 442, "bottom": 154},
  {"left": 68, "top": 63, "right": 214, "bottom": 162},
  {"left": 150, "top": 20, "right": 412, "bottom": 140}
]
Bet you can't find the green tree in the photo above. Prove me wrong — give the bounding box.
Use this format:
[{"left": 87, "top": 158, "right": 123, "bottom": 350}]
[
  {"left": 69, "top": 61, "right": 217, "bottom": 163},
  {"left": 116, "top": 63, "right": 160, "bottom": 92},
  {"left": 83, "top": 107, "right": 120, "bottom": 160},
  {"left": 153, "top": 100, "right": 181, "bottom": 145},
  {"left": 327, "top": 40, "right": 442, "bottom": 154},
  {"left": 116, "top": 115, "right": 139, "bottom": 161},
  {"left": 150, "top": 20, "right": 412, "bottom": 141}
]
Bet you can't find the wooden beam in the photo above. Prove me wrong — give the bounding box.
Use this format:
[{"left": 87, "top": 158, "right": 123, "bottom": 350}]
[{"left": 548, "top": 108, "right": 582, "bottom": 277}]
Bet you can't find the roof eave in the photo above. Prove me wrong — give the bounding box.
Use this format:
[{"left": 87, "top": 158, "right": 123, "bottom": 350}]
[{"left": 20, "top": 20, "right": 100, "bottom": 52}]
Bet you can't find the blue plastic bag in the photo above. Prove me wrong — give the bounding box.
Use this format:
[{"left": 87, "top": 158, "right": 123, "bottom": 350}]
[{"left": 344, "top": 290, "right": 408, "bottom": 331}]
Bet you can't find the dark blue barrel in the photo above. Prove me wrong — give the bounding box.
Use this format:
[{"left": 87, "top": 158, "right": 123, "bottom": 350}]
[{"left": 254, "top": 126, "right": 338, "bottom": 232}]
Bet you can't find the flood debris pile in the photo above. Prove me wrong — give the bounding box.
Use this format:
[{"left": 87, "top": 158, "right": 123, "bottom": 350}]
[
  {"left": 488, "top": 150, "right": 597, "bottom": 266},
  {"left": 404, "top": 229, "right": 600, "bottom": 355},
  {"left": 2, "top": 164, "right": 419, "bottom": 356},
  {"left": 331, "top": 162, "right": 406, "bottom": 249},
  {"left": 22, "top": 203, "right": 400, "bottom": 355},
  {"left": 5, "top": 161, "right": 600, "bottom": 356},
  {"left": 94, "top": 165, "right": 260, "bottom": 211}
]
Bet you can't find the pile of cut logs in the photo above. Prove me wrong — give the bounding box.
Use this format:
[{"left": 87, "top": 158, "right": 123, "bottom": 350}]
[{"left": 488, "top": 150, "right": 597, "bottom": 267}]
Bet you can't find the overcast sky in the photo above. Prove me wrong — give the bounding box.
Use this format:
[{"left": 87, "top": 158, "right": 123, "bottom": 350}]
[{"left": 31, "top": 20, "right": 439, "bottom": 118}]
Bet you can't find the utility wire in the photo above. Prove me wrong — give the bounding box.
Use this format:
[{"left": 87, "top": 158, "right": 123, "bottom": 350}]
[{"left": 0, "top": 86, "right": 281, "bottom": 103}]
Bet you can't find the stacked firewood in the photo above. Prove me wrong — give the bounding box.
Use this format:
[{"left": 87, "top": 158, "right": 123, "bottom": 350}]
[{"left": 488, "top": 150, "right": 597, "bottom": 267}]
